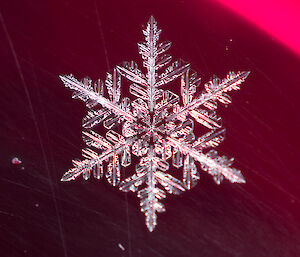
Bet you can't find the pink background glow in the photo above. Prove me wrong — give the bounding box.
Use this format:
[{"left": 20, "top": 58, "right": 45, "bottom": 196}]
[{"left": 214, "top": 0, "right": 300, "bottom": 56}]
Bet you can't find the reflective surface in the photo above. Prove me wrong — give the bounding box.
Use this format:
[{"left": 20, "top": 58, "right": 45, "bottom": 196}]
[{"left": 1, "top": 0, "right": 300, "bottom": 256}]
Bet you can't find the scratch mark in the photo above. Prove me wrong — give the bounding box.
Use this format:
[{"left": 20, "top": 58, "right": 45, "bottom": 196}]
[
  {"left": 125, "top": 193, "right": 133, "bottom": 257},
  {"left": 0, "top": 11, "right": 68, "bottom": 257},
  {"left": 94, "top": 0, "right": 110, "bottom": 70},
  {"left": 0, "top": 210, "right": 14, "bottom": 217}
]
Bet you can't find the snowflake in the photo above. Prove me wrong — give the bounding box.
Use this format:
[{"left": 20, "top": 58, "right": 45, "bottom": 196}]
[{"left": 59, "top": 16, "right": 249, "bottom": 232}]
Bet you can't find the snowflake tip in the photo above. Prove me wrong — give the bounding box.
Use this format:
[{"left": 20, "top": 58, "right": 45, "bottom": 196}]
[
  {"left": 148, "top": 225, "right": 155, "bottom": 232},
  {"left": 238, "top": 174, "right": 246, "bottom": 184},
  {"left": 240, "top": 71, "right": 251, "bottom": 81},
  {"left": 60, "top": 175, "right": 72, "bottom": 182},
  {"left": 149, "top": 15, "right": 156, "bottom": 24},
  {"left": 60, "top": 170, "right": 77, "bottom": 181}
]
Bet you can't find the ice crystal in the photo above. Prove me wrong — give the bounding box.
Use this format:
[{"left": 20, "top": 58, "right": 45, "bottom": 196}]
[{"left": 59, "top": 16, "right": 249, "bottom": 232}]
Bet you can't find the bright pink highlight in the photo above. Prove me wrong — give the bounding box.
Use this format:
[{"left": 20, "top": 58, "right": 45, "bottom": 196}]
[{"left": 214, "top": 0, "right": 300, "bottom": 56}]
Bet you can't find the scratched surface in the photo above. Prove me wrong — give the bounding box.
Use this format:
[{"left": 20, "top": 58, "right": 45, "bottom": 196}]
[{"left": 1, "top": 0, "right": 300, "bottom": 256}]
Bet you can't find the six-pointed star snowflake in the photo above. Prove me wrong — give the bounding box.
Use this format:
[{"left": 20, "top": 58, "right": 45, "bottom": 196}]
[{"left": 60, "top": 16, "right": 249, "bottom": 232}]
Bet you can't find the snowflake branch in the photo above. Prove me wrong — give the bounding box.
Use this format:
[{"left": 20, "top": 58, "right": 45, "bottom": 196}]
[
  {"left": 181, "top": 69, "right": 200, "bottom": 106},
  {"left": 183, "top": 154, "right": 199, "bottom": 189},
  {"left": 156, "top": 61, "right": 190, "bottom": 87},
  {"left": 106, "top": 68, "right": 121, "bottom": 103},
  {"left": 119, "top": 170, "right": 148, "bottom": 192},
  {"left": 116, "top": 64, "right": 148, "bottom": 87}
]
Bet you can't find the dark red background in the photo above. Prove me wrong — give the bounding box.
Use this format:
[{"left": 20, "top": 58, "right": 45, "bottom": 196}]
[{"left": 1, "top": 0, "right": 300, "bottom": 256}]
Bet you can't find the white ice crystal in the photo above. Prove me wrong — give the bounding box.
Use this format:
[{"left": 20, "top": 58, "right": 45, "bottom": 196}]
[{"left": 60, "top": 16, "right": 249, "bottom": 232}]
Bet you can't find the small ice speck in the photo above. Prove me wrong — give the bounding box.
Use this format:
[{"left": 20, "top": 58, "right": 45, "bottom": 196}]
[
  {"left": 118, "top": 243, "right": 125, "bottom": 251},
  {"left": 11, "top": 157, "right": 22, "bottom": 165}
]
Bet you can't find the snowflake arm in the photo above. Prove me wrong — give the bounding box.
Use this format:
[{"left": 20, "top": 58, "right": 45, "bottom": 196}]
[
  {"left": 59, "top": 74, "right": 136, "bottom": 122},
  {"left": 167, "top": 71, "right": 250, "bottom": 122},
  {"left": 61, "top": 134, "right": 136, "bottom": 183},
  {"left": 120, "top": 147, "right": 185, "bottom": 231},
  {"left": 167, "top": 136, "right": 245, "bottom": 184}
]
